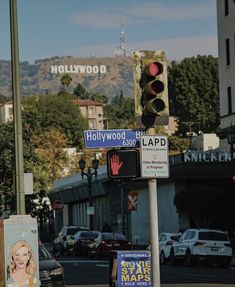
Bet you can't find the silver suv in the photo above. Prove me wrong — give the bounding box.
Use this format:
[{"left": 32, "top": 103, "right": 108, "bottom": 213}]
[
  {"left": 53, "top": 225, "right": 89, "bottom": 254},
  {"left": 169, "top": 228, "right": 232, "bottom": 268}
]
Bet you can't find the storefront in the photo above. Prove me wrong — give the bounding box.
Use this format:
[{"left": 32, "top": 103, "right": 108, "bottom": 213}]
[{"left": 49, "top": 151, "right": 235, "bottom": 245}]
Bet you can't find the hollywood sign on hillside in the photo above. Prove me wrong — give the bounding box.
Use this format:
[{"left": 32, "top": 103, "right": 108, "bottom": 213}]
[{"left": 51, "top": 64, "right": 107, "bottom": 74}]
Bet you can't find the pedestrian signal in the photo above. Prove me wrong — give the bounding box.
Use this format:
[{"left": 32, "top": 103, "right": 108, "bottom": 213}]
[{"left": 107, "top": 149, "right": 140, "bottom": 179}]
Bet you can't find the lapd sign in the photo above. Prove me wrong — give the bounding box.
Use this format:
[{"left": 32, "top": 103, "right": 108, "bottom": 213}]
[{"left": 140, "top": 135, "right": 169, "bottom": 178}]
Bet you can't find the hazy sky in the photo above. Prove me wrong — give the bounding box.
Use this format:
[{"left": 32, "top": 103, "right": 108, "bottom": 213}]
[{"left": 0, "top": 0, "right": 218, "bottom": 63}]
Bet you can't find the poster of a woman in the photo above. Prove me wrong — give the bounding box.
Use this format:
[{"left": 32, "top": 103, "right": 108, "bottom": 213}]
[{"left": 7, "top": 240, "right": 37, "bottom": 287}]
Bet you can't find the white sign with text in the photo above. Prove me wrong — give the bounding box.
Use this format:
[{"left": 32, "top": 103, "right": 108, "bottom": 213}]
[{"left": 140, "top": 135, "right": 169, "bottom": 178}]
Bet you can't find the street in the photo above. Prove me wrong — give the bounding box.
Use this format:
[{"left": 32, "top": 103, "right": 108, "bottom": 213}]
[{"left": 58, "top": 256, "right": 235, "bottom": 286}]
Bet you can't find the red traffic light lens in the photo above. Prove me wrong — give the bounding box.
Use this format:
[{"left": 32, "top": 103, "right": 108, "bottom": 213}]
[{"left": 145, "top": 62, "right": 163, "bottom": 77}]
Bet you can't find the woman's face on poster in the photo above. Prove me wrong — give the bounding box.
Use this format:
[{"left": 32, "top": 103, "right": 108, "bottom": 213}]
[{"left": 14, "top": 246, "right": 30, "bottom": 270}]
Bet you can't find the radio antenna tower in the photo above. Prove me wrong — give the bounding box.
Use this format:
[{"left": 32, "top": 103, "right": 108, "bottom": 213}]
[{"left": 114, "top": 24, "right": 127, "bottom": 57}]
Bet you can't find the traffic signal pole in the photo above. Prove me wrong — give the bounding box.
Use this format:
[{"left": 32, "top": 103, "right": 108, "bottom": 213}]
[
  {"left": 132, "top": 50, "right": 169, "bottom": 287},
  {"left": 147, "top": 127, "right": 161, "bottom": 287}
]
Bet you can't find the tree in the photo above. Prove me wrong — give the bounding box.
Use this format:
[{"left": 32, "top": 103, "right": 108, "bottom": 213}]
[
  {"left": 22, "top": 94, "right": 88, "bottom": 148},
  {"left": 30, "top": 129, "right": 70, "bottom": 181},
  {"left": 0, "top": 93, "right": 8, "bottom": 104},
  {"left": 169, "top": 135, "right": 190, "bottom": 155},
  {"left": 0, "top": 123, "right": 15, "bottom": 210},
  {"left": 174, "top": 183, "right": 228, "bottom": 229},
  {"left": 60, "top": 73, "right": 72, "bottom": 88},
  {"left": 91, "top": 92, "right": 108, "bottom": 104},
  {"left": 73, "top": 83, "right": 89, "bottom": 99},
  {"left": 105, "top": 93, "right": 135, "bottom": 129},
  {"left": 168, "top": 55, "right": 219, "bottom": 135}
]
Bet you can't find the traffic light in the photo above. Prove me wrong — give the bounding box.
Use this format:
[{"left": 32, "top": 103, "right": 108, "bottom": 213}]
[
  {"left": 107, "top": 149, "right": 140, "bottom": 179},
  {"left": 132, "top": 50, "right": 169, "bottom": 127}
]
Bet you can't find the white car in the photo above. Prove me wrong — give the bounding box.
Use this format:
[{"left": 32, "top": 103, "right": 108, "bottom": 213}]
[
  {"left": 53, "top": 225, "right": 89, "bottom": 254},
  {"left": 159, "top": 233, "right": 181, "bottom": 264},
  {"left": 146, "top": 232, "right": 181, "bottom": 264},
  {"left": 169, "top": 228, "right": 232, "bottom": 268}
]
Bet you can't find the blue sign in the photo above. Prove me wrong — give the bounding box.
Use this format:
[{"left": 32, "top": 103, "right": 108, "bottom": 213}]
[
  {"left": 83, "top": 129, "right": 145, "bottom": 148},
  {"left": 117, "top": 251, "right": 152, "bottom": 287}
]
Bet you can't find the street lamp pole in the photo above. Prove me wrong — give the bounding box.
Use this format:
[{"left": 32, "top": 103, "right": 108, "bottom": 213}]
[{"left": 79, "top": 157, "right": 99, "bottom": 230}]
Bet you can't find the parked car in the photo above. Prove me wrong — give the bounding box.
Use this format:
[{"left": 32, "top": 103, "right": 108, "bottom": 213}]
[
  {"left": 72, "top": 230, "right": 100, "bottom": 256},
  {"left": 88, "top": 232, "right": 132, "bottom": 259},
  {"left": 159, "top": 232, "right": 181, "bottom": 264},
  {"left": 53, "top": 225, "right": 89, "bottom": 254},
  {"left": 169, "top": 228, "right": 232, "bottom": 268},
  {"left": 39, "top": 243, "right": 65, "bottom": 287},
  {"left": 146, "top": 232, "right": 181, "bottom": 264}
]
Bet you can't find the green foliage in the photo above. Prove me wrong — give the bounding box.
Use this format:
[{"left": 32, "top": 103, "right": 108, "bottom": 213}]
[
  {"left": 91, "top": 93, "right": 108, "bottom": 104},
  {"left": 0, "top": 93, "right": 8, "bottom": 104},
  {"left": 105, "top": 93, "right": 135, "bottom": 128},
  {"left": 0, "top": 123, "right": 15, "bottom": 207},
  {"left": 168, "top": 55, "right": 219, "bottom": 135},
  {"left": 22, "top": 94, "right": 88, "bottom": 148},
  {"left": 73, "top": 83, "right": 89, "bottom": 99},
  {"left": 169, "top": 135, "right": 190, "bottom": 154},
  {"left": 60, "top": 73, "right": 72, "bottom": 87}
]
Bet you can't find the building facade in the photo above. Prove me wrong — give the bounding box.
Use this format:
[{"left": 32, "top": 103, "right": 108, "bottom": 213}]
[
  {"left": 49, "top": 149, "right": 235, "bottom": 245},
  {"left": 73, "top": 99, "right": 104, "bottom": 130},
  {"left": 217, "top": 0, "right": 235, "bottom": 149},
  {"left": 0, "top": 101, "right": 13, "bottom": 123},
  {"left": 0, "top": 99, "right": 104, "bottom": 129}
]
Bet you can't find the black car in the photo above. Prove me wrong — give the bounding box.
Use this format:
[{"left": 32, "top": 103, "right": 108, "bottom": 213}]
[
  {"left": 73, "top": 230, "right": 100, "bottom": 256},
  {"left": 39, "top": 244, "right": 65, "bottom": 287},
  {"left": 88, "top": 232, "right": 132, "bottom": 259}
]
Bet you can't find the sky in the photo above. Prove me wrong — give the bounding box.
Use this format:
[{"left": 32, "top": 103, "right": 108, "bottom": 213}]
[{"left": 0, "top": 0, "right": 218, "bottom": 64}]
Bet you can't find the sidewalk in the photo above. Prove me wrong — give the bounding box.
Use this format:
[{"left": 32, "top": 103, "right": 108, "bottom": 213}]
[{"left": 67, "top": 285, "right": 235, "bottom": 287}]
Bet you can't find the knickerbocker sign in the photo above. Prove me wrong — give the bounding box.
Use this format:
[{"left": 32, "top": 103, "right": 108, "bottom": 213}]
[{"left": 170, "top": 151, "right": 234, "bottom": 165}]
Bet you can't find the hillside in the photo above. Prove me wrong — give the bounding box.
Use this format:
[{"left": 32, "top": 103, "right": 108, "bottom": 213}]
[{"left": 0, "top": 56, "right": 134, "bottom": 100}]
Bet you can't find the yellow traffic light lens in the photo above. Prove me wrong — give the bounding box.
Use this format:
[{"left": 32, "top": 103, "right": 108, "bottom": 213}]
[{"left": 146, "top": 80, "right": 164, "bottom": 95}]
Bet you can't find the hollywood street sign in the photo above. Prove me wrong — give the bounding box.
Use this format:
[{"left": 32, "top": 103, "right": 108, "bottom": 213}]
[{"left": 83, "top": 129, "right": 145, "bottom": 148}]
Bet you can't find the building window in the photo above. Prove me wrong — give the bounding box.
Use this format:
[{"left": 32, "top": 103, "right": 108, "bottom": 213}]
[
  {"left": 89, "top": 119, "right": 96, "bottom": 129},
  {"left": 228, "top": 86, "right": 232, "bottom": 114},
  {"left": 89, "top": 106, "right": 95, "bottom": 115},
  {"left": 226, "top": 38, "right": 230, "bottom": 65},
  {"left": 225, "top": 0, "right": 229, "bottom": 15}
]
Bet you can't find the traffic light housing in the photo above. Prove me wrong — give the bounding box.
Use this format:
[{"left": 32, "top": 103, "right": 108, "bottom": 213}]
[
  {"left": 132, "top": 50, "right": 169, "bottom": 127},
  {"left": 107, "top": 149, "right": 140, "bottom": 179}
]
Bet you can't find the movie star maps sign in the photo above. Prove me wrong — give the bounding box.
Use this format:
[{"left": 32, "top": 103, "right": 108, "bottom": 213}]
[
  {"left": 117, "top": 251, "right": 152, "bottom": 287},
  {"left": 140, "top": 135, "right": 169, "bottom": 178}
]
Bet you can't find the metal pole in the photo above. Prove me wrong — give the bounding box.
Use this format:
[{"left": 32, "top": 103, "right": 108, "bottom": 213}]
[
  {"left": 87, "top": 170, "right": 94, "bottom": 230},
  {"left": 9, "top": 0, "right": 25, "bottom": 215},
  {"left": 147, "top": 126, "right": 160, "bottom": 287}
]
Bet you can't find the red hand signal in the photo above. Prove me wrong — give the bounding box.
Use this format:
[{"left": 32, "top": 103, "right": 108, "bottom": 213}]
[{"left": 110, "top": 154, "right": 123, "bottom": 175}]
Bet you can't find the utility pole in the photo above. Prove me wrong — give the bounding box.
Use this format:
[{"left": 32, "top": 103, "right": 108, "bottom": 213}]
[{"left": 9, "top": 0, "right": 25, "bottom": 215}]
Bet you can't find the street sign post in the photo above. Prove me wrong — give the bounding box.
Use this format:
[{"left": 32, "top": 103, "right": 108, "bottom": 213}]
[
  {"left": 140, "top": 135, "right": 169, "bottom": 178},
  {"left": 83, "top": 129, "right": 145, "bottom": 148},
  {"left": 52, "top": 200, "right": 64, "bottom": 212}
]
